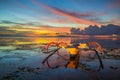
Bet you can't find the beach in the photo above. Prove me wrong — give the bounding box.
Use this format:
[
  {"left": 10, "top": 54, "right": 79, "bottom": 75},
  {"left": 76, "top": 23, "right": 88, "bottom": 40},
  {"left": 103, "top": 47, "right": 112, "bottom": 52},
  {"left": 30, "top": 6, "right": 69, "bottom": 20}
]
[{"left": 0, "top": 37, "right": 120, "bottom": 80}]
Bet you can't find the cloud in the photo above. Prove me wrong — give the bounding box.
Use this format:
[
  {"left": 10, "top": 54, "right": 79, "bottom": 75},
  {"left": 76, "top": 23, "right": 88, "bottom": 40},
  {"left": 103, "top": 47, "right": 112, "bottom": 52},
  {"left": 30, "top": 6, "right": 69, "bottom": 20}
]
[
  {"left": 0, "top": 20, "right": 37, "bottom": 26},
  {"left": 72, "top": 12, "right": 94, "bottom": 18},
  {"left": 62, "top": 11, "right": 105, "bottom": 19},
  {"left": 0, "top": 20, "right": 19, "bottom": 24},
  {"left": 110, "top": 18, "right": 120, "bottom": 26},
  {"left": 108, "top": 0, "right": 120, "bottom": 9},
  {"left": 0, "top": 26, "right": 16, "bottom": 35},
  {"left": 0, "top": 24, "right": 70, "bottom": 37},
  {"left": 0, "top": 26, "right": 34, "bottom": 37},
  {"left": 0, "top": 26, "right": 10, "bottom": 31},
  {"left": 71, "top": 24, "right": 120, "bottom": 35},
  {"left": 100, "top": 16, "right": 120, "bottom": 26},
  {"left": 16, "top": 1, "right": 43, "bottom": 15},
  {"left": 31, "top": 0, "right": 101, "bottom": 26}
]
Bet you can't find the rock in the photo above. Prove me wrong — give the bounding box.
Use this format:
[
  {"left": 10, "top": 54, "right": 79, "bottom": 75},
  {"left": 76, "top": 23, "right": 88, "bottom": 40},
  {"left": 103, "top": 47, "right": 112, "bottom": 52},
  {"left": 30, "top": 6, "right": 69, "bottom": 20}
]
[
  {"left": 18, "top": 67, "right": 25, "bottom": 72},
  {"left": 109, "top": 66, "right": 118, "bottom": 70}
]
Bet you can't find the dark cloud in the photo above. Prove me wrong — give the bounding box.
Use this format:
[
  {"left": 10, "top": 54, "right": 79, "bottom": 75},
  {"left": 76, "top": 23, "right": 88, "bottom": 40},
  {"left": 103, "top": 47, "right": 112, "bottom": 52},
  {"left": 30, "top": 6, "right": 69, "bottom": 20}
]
[
  {"left": 0, "top": 26, "right": 7, "bottom": 30},
  {"left": 0, "top": 20, "right": 37, "bottom": 26},
  {"left": 59, "top": 11, "right": 104, "bottom": 23},
  {"left": 0, "top": 26, "right": 31, "bottom": 37},
  {"left": 88, "top": 17, "right": 104, "bottom": 23},
  {"left": 71, "top": 24, "right": 120, "bottom": 35},
  {"left": 0, "top": 20, "right": 19, "bottom": 24},
  {"left": 0, "top": 26, "right": 16, "bottom": 33},
  {"left": 63, "top": 11, "right": 95, "bottom": 18},
  {"left": 47, "top": 7, "right": 103, "bottom": 19}
]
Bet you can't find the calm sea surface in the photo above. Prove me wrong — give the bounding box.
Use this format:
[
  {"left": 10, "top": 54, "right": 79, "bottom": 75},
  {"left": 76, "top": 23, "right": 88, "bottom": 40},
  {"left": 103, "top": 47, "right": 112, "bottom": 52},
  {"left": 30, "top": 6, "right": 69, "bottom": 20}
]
[
  {"left": 0, "top": 37, "right": 120, "bottom": 80},
  {"left": 0, "top": 37, "right": 120, "bottom": 49}
]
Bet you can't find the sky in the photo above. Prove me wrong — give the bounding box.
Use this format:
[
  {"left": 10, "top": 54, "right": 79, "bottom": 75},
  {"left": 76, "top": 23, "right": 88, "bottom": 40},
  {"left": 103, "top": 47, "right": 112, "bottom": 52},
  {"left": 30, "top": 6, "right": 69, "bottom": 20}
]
[{"left": 0, "top": 0, "right": 120, "bottom": 35}]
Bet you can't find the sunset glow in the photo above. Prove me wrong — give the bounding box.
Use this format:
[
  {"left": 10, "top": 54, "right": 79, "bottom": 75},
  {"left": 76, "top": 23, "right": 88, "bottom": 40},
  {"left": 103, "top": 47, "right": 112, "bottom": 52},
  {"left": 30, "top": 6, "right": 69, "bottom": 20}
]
[
  {"left": 0, "top": 0, "right": 120, "bottom": 36},
  {"left": 0, "top": 1, "right": 120, "bottom": 80}
]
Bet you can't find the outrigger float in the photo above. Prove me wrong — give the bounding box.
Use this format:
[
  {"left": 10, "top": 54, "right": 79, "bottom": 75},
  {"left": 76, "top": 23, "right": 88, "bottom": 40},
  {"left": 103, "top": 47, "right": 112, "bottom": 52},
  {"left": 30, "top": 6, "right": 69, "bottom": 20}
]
[{"left": 42, "top": 41, "right": 104, "bottom": 72}]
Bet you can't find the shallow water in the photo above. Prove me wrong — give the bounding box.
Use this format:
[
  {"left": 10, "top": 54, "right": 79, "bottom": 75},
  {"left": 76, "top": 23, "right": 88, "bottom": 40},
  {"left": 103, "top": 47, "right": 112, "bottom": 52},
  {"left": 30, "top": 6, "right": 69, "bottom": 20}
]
[{"left": 0, "top": 37, "right": 120, "bottom": 80}]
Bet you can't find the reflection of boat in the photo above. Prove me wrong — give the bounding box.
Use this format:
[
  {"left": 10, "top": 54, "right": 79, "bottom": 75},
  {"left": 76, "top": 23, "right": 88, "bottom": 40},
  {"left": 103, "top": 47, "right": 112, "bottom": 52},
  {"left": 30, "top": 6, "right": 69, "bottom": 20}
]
[
  {"left": 42, "top": 48, "right": 104, "bottom": 71},
  {"left": 42, "top": 41, "right": 104, "bottom": 71}
]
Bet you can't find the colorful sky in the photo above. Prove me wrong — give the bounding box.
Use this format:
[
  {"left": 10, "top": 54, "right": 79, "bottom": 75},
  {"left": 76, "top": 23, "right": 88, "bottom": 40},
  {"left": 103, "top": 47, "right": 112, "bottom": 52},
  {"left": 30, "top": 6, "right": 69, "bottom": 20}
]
[{"left": 0, "top": 0, "right": 120, "bottom": 35}]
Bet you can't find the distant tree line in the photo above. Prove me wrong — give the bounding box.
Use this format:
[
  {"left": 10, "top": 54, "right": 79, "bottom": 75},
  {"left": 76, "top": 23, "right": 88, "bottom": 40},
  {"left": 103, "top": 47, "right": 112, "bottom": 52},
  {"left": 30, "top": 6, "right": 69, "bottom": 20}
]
[{"left": 71, "top": 24, "right": 120, "bottom": 35}]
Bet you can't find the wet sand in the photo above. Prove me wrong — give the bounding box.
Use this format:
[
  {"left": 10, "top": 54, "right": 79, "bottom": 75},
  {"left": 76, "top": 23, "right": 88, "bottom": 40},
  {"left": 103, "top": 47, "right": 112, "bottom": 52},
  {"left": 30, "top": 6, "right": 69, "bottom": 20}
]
[{"left": 0, "top": 48, "right": 120, "bottom": 80}]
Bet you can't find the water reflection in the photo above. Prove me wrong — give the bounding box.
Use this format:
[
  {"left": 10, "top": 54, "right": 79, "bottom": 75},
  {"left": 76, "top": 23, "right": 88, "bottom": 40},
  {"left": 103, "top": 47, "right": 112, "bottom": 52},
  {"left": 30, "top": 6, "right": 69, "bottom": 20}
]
[
  {"left": 71, "top": 38, "right": 120, "bottom": 48},
  {"left": 0, "top": 37, "right": 120, "bottom": 50},
  {"left": 0, "top": 37, "right": 120, "bottom": 80},
  {"left": 42, "top": 48, "right": 104, "bottom": 72}
]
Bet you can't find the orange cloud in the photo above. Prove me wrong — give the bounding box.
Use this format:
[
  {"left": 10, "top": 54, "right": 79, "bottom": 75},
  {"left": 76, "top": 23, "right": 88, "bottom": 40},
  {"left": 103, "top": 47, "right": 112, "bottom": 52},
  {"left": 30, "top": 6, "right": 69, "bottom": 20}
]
[
  {"left": 31, "top": 0, "right": 101, "bottom": 26},
  {"left": 10, "top": 25, "right": 70, "bottom": 36},
  {"left": 39, "top": 26, "right": 70, "bottom": 33},
  {"left": 24, "top": 27, "right": 70, "bottom": 36}
]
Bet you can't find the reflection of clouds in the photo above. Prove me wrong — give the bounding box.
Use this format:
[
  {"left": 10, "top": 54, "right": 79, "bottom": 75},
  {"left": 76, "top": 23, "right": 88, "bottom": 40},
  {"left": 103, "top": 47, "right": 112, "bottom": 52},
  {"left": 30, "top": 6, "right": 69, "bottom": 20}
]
[
  {"left": 70, "top": 37, "right": 120, "bottom": 48},
  {"left": 42, "top": 48, "right": 103, "bottom": 72},
  {"left": 25, "top": 37, "right": 71, "bottom": 44},
  {"left": 112, "top": 38, "right": 118, "bottom": 41},
  {"left": 0, "top": 37, "right": 120, "bottom": 48},
  {"left": 0, "top": 37, "right": 71, "bottom": 45}
]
